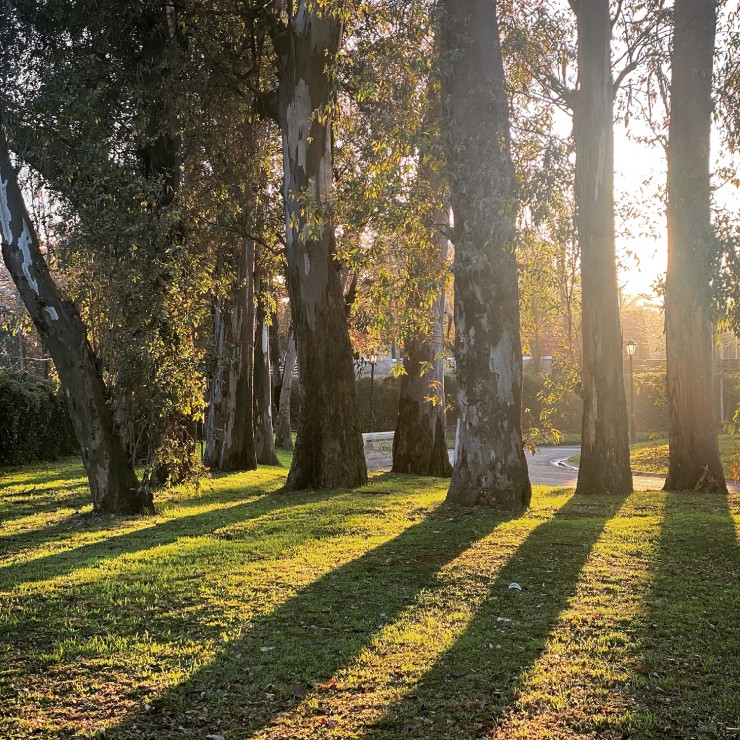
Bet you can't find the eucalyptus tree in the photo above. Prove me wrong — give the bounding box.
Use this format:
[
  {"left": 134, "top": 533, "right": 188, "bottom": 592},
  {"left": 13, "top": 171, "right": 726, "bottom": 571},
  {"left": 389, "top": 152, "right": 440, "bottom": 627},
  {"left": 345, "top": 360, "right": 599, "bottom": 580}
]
[
  {"left": 439, "top": 0, "right": 531, "bottom": 509},
  {"left": 274, "top": 329, "right": 297, "bottom": 450},
  {"left": 0, "top": 131, "right": 145, "bottom": 514},
  {"left": 263, "top": 1, "right": 367, "bottom": 489},
  {"left": 2, "top": 1, "right": 209, "bottom": 488},
  {"left": 204, "top": 230, "right": 258, "bottom": 472},
  {"left": 663, "top": 0, "right": 726, "bottom": 492},
  {"left": 253, "top": 269, "right": 281, "bottom": 467},
  {"left": 571, "top": 0, "right": 632, "bottom": 495}
]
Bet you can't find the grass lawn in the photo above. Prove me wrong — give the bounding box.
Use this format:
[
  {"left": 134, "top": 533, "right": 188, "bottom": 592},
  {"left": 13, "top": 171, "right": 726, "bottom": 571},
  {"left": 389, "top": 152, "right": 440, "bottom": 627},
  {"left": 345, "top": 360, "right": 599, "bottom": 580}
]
[
  {"left": 1, "top": 455, "right": 739, "bottom": 739},
  {"left": 630, "top": 434, "right": 740, "bottom": 479}
]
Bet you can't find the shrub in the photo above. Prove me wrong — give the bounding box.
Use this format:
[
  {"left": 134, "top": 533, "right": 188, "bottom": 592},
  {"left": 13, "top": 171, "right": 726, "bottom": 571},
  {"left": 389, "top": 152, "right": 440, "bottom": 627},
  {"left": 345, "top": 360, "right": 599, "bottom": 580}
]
[{"left": 0, "top": 370, "right": 78, "bottom": 465}]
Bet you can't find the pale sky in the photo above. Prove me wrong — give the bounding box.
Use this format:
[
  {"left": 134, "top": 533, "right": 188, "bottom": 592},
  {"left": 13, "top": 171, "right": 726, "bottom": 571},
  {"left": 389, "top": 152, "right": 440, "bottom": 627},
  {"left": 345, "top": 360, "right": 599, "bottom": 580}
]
[{"left": 614, "top": 126, "right": 666, "bottom": 298}]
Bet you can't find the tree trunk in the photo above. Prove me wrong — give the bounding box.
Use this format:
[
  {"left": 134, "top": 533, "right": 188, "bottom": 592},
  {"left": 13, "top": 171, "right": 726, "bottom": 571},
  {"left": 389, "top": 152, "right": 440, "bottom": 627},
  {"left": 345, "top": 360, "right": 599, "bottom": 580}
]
[
  {"left": 573, "top": 0, "right": 633, "bottom": 496},
  {"left": 275, "top": 330, "right": 296, "bottom": 451},
  {"left": 664, "top": 0, "right": 726, "bottom": 492},
  {"left": 203, "top": 237, "right": 257, "bottom": 472},
  {"left": 440, "top": 0, "right": 531, "bottom": 509},
  {"left": 0, "top": 131, "right": 145, "bottom": 514},
  {"left": 275, "top": 4, "right": 367, "bottom": 490},
  {"left": 392, "top": 336, "right": 452, "bottom": 477},
  {"left": 268, "top": 306, "right": 282, "bottom": 413},
  {"left": 392, "top": 202, "right": 451, "bottom": 477},
  {"left": 253, "top": 294, "right": 280, "bottom": 466}
]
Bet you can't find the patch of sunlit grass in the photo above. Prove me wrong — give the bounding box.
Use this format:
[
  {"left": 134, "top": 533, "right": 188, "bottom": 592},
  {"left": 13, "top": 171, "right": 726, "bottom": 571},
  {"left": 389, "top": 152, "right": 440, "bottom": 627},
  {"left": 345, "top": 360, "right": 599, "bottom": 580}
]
[
  {"left": 630, "top": 433, "right": 740, "bottom": 478},
  {"left": 1, "top": 457, "right": 738, "bottom": 739}
]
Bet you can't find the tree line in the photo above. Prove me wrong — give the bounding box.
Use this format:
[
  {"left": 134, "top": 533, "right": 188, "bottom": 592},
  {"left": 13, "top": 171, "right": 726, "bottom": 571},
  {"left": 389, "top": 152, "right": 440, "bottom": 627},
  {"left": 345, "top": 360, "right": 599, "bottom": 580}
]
[{"left": 0, "top": 0, "right": 735, "bottom": 514}]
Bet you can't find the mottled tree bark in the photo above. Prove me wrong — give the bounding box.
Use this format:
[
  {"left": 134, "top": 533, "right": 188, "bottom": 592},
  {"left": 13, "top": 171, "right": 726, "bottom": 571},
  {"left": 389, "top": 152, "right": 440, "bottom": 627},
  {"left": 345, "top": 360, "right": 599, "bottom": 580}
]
[
  {"left": 573, "top": 0, "right": 632, "bottom": 496},
  {"left": 275, "top": 3, "right": 367, "bottom": 490},
  {"left": 440, "top": 0, "right": 531, "bottom": 509},
  {"left": 204, "top": 237, "right": 257, "bottom": 472},
  {"left": 0, "top": 131, "right": 145, "bottom": 514},
  {"left": 253, "top": 295, "right": 280, "bottom": 465},
  {"left": 275, "top": 329, "right": 297, "bottom": 450},
  {"left": 664, "top": 0, "right": 726, "bottom": 492}
]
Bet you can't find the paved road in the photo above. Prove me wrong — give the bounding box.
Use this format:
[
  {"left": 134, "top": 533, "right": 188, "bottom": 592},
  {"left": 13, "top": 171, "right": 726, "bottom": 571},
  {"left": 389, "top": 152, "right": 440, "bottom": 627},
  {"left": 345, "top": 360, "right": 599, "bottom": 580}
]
[
  {"left": 368, "top": 444, "right": 738, "bottom": 492},
  {"left": 522, "top": 445, "right": 673, "bottom": 491}
]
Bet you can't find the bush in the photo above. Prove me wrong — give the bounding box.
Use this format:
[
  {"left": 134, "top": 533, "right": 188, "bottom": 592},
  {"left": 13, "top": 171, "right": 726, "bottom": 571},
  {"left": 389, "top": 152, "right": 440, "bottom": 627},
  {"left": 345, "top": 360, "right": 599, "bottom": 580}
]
[{"left": 0, "top": 370, "right": 78, "bottom": 465}]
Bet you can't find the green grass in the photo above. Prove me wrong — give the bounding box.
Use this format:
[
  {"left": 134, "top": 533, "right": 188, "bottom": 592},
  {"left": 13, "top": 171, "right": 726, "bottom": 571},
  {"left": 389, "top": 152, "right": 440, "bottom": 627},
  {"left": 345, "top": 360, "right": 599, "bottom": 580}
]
[
  {"left": 631, "top": 433, "right": 740, "bottom": 479},
  {"left": 1, "top": 456, "right": 739, "bottom": 738}
]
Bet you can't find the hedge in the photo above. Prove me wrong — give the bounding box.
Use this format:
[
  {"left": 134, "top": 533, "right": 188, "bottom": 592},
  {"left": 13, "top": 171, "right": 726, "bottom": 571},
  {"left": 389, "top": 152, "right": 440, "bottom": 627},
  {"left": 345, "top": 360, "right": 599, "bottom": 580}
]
[{"left": 0, "top": 370, "right": 78, "bottom": 465}]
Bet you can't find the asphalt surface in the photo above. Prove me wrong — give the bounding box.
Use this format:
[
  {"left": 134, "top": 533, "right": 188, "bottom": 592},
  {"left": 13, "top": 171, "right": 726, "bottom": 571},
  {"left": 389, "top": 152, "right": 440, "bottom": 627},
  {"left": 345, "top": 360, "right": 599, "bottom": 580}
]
[{"left": 367, "top": 444, "right": 738, "bottom": 492}]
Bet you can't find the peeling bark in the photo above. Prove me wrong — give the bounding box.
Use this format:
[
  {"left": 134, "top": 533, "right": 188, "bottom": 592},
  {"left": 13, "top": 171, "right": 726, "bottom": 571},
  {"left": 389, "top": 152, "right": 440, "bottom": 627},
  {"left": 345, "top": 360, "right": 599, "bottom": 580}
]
[
  {"left": 0, "top": 131, "right": 145, "bottom": 514},
  {"left": 275, "top": 3, "right": 367, "bottom": 490},
  {"left": 204, "top": 237, "right": 257, "bottom": 472},
  {"left": 253, "top": 293, "right": 280, "bottom": 466},
  {"left": 440, "top": 0, "right": 531, "bottom": 509},
  {"left": 275, "top": 330, "right": 296, "bottom": 450},
  {"left": 664, "top": 0, "right": 726, "bottom": 493},
  {"left": 573, "top": 0, "right": 632, "bottom": 496}
]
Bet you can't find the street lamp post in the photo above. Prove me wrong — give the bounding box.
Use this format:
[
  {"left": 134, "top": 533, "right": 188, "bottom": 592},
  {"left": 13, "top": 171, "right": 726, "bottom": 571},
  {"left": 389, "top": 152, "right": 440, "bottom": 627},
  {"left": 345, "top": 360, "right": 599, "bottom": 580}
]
[
  {"left": 368, "top": 352, "right": 378, "bottom": 432},
  {"left": 625, "top": 338, "right": 637, "bottom": 444}
]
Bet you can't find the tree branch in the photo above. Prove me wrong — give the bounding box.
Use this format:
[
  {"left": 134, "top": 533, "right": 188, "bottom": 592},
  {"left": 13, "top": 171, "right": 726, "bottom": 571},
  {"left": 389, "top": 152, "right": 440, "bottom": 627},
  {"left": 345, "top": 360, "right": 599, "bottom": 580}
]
[
  {"left": 613, "top": 58, "right": 640, "bottom": 96},
  {"left": 610, "top": 0, "right": 625, "bottom": 29},
  {"left": 543, "top": 72, "right": 576, "bottom": 112}
]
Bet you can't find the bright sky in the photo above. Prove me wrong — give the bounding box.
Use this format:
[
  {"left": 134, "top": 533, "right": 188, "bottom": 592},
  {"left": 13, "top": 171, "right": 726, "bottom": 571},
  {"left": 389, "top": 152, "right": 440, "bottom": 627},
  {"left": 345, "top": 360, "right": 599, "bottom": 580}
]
[
  {"left": 614, "top": 127, "right": 666, "bottom": 299},
  {"left": 614, "top": 122, "right": 740, "bottom": 300},
  {"left": 611, "top": 1, "right": 740, "bottom": 300}
]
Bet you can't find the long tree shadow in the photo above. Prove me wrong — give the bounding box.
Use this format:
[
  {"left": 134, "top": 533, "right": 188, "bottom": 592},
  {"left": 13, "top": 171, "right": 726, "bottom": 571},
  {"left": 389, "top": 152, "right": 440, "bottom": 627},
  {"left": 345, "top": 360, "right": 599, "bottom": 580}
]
[
  {"left": 106, "top": 499, "right": 534, "bottom": 739},
  {"left": 0, "top": 485, "right": 341, "bottom": 591},
  {"left": 356, "top": 491, "right": 631, "bottom": 739},
  {"left": 626, "top": 491, "right": 740, "bottom": 737}
]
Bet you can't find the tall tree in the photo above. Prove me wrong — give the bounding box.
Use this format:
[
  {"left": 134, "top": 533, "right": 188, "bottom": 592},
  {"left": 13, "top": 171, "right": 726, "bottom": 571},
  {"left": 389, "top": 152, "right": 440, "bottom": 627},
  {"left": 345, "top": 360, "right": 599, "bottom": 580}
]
[
  {"left": 253, "top": 280, "right": 280, "bottom": 466},
  {"left": 664, "top": 0, "right": 726, "bottom": 492},
  {"left": 204, "top": 236, "right": 258, "bottom": 471},
  {"left": 440, "top": 0, "right": 531, "bottom": 509},
  {"left": 271, "top": 2, "right": 367, "bottom": 490},
  {"left": 0, "top": 131, "right": 145, "bottom": 514},
  {"left": 572, "top": 0, "right": 632, "bottom": 496},
  {"left": 3, "top": 1, "right": 209, "bottom": 488},
  {"left": 274, "top": 328, "right": 297, "bottom": 450}
]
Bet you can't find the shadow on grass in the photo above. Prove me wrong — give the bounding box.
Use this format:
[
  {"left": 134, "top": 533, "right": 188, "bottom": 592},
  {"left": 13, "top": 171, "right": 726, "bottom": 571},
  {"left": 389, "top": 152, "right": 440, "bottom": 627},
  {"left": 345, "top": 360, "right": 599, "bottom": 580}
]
[
  {"left": 627, "top": 492, "right": 740, "bottom": 737},
  {"left": 106, "top": 501, "right": 523, "bottom": 739},
  {"left": 357, "top": 492, "right": 631, "bottom": 739},
  {"left": 0, "top": 484, "right": 336, "bottom": 592}
]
